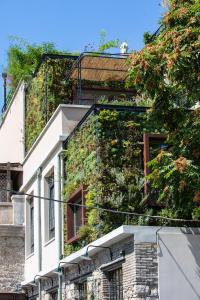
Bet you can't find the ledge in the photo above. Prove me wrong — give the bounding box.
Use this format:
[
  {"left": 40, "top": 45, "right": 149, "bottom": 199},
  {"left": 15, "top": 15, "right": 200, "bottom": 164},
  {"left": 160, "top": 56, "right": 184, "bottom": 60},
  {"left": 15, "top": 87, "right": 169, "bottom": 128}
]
[
  {"left": 0, "top": 202, "right": 13, "bottom": 207},
  {"left": 100, "top": 256, "right": 125, "bottom": 271},
  {"left": 44, "top": 237, "right": 55, "bottom": 247},
  {"left": 25, "top": 252, "right": 35, "bottom": 260},
  {"left": 0, "top": 224, "right": 24, "bottom": 237}
]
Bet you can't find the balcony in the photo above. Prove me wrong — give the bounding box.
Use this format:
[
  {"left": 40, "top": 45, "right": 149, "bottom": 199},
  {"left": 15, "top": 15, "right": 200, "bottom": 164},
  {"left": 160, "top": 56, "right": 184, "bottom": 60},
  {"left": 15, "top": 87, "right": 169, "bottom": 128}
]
[
  {"left": 0, "top": 163, "right": 24, "bottom": 225},
  {"left": 25, "top": 52, "right": 135, "bottom": 151}
]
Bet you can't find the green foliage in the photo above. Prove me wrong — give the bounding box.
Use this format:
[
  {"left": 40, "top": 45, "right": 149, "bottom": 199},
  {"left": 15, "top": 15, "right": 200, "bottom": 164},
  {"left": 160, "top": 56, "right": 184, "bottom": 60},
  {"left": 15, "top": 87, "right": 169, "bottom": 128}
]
[
  {"left": 127, "top": 0, "right": 200, "bottom": 107},
  {"left": 192, "top": 206, "right": 200, "bottom": 220},
  {"left": 64, "top": 103, "right": 200, "bottom": 254},
  {"left": 147, "top": 108, "right": 200, "bottom": 216},
  {"left": 25, "top": 57, "right": 75, "bottom": 151},
  {"left": 98, "top": 30, "right": 120, "bottom": 52},
  {"left": 143, "top": 32, "right": 154, "bottom": 45},
  {"left": 64, "top": 104, "right": 153, "bottom": 254},
  {"left": 127, "top": 0, "right": 200, "bottom": 221},
  {"left": 7, "top": 37, "right": 64, "bottom": 93}
]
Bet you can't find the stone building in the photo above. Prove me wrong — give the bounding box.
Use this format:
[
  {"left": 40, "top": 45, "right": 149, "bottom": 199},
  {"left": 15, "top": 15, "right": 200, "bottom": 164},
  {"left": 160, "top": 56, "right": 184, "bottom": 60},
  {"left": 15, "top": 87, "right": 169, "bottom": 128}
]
[
  {"left": 22, "top": 225, "right": 200, "bottom": 300},
  {"left": 24, "top": 226, "right": 159, "bottom": 300}
]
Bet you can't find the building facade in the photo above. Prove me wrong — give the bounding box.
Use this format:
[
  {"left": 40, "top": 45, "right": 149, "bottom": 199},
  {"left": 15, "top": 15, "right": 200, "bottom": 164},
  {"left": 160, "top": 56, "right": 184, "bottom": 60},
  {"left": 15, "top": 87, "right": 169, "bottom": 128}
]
[
  {"left": 0, "top": 82, "right": 26, "bottom": 299},
  {"left": 0, "top": 52, "right": 200, "bottom": 300}
]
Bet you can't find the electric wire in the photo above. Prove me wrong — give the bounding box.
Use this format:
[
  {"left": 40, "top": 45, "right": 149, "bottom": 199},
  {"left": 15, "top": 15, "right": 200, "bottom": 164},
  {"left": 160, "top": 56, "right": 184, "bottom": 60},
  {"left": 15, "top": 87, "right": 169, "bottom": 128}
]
[{"left": 2, "top": 187, "right": 200, "bottom": 224}]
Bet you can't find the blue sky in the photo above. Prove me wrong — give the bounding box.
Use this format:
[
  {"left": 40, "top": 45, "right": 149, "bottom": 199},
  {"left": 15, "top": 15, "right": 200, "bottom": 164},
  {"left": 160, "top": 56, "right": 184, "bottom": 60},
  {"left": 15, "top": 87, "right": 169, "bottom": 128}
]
[{"left": 0, "top": 0, "right": 165, "bottom": 108}]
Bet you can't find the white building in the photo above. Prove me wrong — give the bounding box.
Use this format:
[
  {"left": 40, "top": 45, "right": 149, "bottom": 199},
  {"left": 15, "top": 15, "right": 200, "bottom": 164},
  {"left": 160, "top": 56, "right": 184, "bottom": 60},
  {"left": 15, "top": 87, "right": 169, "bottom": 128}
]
[{"left": 21, "top": 103, "right": 90, "bottom": 282}]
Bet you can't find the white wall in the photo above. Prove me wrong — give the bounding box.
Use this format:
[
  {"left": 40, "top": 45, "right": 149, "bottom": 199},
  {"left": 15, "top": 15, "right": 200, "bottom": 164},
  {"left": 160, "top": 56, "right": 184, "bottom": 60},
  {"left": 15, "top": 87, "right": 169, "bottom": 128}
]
[
  {"left": 0, "top": 82, "right": 25, "bottom": 163},
  {"left": 24, "top": 149, "right": 61, "bottom": 281},
  {"left": 25, "top": 181, "right": 38, "bottom": 281},
  {"left": 23, "top": 105, "right": 90, "bottom": 282}
]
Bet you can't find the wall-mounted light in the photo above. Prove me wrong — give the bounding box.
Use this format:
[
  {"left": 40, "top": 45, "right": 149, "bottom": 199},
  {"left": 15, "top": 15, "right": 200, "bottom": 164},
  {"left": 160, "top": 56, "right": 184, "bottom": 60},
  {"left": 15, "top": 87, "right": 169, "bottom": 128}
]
[
  {"left": 53, "top": 261, "right": 81, "bottom": 275},
  {"left": 80, "top": 245, "right": 113, "bottom": 261},
  {"left": 33, "top": 275, "right": 53, "bottom": 287},
  {"left": 119, "top": 250, "right": 125, "bottom": 258}
]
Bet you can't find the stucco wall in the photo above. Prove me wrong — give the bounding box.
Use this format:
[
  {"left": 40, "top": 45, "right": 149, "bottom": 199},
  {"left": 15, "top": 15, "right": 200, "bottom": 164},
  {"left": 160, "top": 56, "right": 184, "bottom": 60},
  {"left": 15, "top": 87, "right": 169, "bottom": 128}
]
[
  {"left": 0, "top": 225, "right": 24, "bottom": 292},
  {"left": 23, "top": 105, "right": 90, "bottom": 283},
  {"left": 0, "top": 82, "right": 25, "bottom": 164}
]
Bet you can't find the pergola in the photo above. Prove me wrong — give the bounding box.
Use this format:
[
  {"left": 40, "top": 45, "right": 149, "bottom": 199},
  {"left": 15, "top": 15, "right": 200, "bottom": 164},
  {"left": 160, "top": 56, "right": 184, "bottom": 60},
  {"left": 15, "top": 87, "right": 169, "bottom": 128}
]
[{"left": 67, "top": 52, "right": 130, "bottom": 103}]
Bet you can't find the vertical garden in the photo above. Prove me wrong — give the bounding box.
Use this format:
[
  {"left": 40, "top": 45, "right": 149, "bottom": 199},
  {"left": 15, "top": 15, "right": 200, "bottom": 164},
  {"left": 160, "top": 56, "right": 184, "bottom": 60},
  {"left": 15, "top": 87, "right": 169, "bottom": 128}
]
[
  {"left": 64, "top": 101, "right": 200, "bottom": 254},
  {"left": 25, "top": 55, "right": 77, "bottom": 151}
]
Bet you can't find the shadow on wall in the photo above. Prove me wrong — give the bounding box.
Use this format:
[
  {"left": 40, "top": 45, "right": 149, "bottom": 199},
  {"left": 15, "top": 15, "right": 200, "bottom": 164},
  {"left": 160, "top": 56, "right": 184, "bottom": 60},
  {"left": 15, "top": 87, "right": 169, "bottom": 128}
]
[{"left": 157, "top": 228, "right": 200, "bottom": 300}]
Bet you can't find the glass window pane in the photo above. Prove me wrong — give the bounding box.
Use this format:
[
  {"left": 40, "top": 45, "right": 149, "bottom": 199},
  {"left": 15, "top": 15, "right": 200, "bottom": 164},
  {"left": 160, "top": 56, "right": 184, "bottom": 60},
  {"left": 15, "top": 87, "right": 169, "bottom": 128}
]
[
  {"left": 48, "top": 178, "right": 55, "bottom": 239},
  {"left": 30, "top": 198, "right": 34, "bottom": 253}
]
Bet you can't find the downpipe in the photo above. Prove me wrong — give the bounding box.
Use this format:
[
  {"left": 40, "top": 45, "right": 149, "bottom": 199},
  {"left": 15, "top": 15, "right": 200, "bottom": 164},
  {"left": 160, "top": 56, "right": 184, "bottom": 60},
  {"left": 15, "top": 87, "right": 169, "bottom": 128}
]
[
  {"left": 57, "top": 149, "right": 65, "bottom": 260},
  {"left": 57, "top": 149, "right": 65, "bottom": 300},
  {"left": 58, "top": 272, "right": 63, "bottom": 300},
  {"left": 36, "top": 167, "right": 42, "bottom": 273}
]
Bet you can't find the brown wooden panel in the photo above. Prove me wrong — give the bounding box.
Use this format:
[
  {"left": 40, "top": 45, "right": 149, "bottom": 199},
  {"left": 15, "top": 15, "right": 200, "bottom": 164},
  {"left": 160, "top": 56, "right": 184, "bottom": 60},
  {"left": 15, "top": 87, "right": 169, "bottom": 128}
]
[{"left": 0, "top": 293, "right": 27, "bottom": 300}]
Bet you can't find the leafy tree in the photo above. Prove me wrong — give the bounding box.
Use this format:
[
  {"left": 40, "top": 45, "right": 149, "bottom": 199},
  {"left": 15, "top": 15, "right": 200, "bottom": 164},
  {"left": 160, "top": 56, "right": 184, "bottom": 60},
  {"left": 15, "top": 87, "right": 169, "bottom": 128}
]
[
  {"left": 127, "top": 0, "right": 200, "bottom": 220},
  {"left": 7, "top": 37, "right": 65, "bottom": 92}
]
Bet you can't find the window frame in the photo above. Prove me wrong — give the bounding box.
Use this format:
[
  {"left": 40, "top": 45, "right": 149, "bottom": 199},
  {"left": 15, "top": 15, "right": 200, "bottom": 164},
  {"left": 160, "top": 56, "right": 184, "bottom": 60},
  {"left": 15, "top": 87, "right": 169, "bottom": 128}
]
[
  {"left": 26, "top": 195, "right": 34, "bottom": 255},
  {"left": 44, "top": 171, "right": 55, "bottom": 242},
  {"left": 67, "top": 186, "right": 86, "bottom": 243},
  {"left": 48, "top": 175, "right": 55, "bottom": 240},
  {"left": 30, "top": 198, "right": 34, "bottom": 253},
  {"left": 78, "top": 280, "right": 88, "bottom": 300}
]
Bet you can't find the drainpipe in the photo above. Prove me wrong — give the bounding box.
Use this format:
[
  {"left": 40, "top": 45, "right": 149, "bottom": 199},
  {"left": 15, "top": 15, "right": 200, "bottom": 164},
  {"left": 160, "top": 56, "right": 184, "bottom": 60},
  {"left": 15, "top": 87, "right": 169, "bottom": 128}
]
[
  {"left": 57, "top": 148, "right": 65, "bottom": 260},
  {"left": 58, "top": 272, "right": 63, "bottom": 300},
  {"left": 38, "top": 279, "right": 42, "bottom": 300},
  {"left": 36, "top": 167, "right": 42, "bottom": 272},
  {"left": 57, "top": 147, "right": 65, "bottom": 300}
]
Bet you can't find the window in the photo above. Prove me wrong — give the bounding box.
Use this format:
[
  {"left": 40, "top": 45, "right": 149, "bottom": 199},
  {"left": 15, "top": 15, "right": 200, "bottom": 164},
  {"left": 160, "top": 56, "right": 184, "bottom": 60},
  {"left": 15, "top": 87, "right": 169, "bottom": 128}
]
[
  {"left": 108, "top": 268, "right": 123, "bottom": 300},
  {"left": 0, "top": 172, "right": 7, "bottom": 202},
  {"left": 67, "top": 186, "right": 86, "bottom": 242},
  {"left": 30, "top": 198, "right": 34, "bottom": 253},
  {"left": 78, "top": 281, "right": 87, "bottom": 300},
  {"left": 44, "top": 172, "right": 55, "bottom": 241},
  {"left": 27, "top": 196, "right": 34, "bottom": 255},
  {"left": 49, "top": 291, "right": 58, "bottom": 300},
  {"left": 48, "top": 174, "right": 55, "bottom": 240}
]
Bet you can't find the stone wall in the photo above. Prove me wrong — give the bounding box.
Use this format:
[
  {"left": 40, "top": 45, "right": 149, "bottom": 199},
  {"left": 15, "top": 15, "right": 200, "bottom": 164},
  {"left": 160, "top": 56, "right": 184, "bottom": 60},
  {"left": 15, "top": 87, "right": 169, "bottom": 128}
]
[
  {"left": 0, "top": 225, "right": 25, "bottom": 292},
  {"left": 132, "top": 243, "right": 158, "bottom": 300},
  {"left": 61, "top": 236, "right": 159, "bottom": 300}
]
